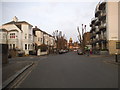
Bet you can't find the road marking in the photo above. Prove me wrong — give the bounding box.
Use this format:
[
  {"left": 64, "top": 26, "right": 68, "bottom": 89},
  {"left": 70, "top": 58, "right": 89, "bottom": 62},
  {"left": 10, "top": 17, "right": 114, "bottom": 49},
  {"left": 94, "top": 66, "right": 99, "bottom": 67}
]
[{"left": 10, "top": 62, "right": 38, "bottom": 88}]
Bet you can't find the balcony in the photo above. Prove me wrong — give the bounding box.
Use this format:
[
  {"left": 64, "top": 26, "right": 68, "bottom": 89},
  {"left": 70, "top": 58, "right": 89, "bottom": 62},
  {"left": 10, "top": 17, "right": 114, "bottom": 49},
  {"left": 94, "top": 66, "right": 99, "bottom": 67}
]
[
  {"left": 101, "top": 10, "right": 106, "bottom": 16},
  {"left": 98, "top": 10, "right": 106, "bottom": 20},
  {"left": 99, "top": 23, "right": 106, "bottom": 31},
  {"left": 90, "top": 25, "right": 96, "bottom": 33},
  {"left": 99, "top": 11, "right": 106, "bottom": 21},
  {"left": 99, "top": 2, "right": 106, "bottom": 10},
  {"left": 95, "top": 18, "right": 101, "bottom": 26},
  {"left": 96, "top": 28, "right": 101, "bottom": 34},
  {"left": 91, "top": 18, "right": 97, "bottom": 24},
  {"left": 93, "top": 33, "right": 96, "bottom": 37},
  {"left": 96, "top": 37, "right": 100, "bottom": 41},
  {"left": 95, "top": 10, "right": 101, "bottom": 17},
  {"left": 90, "top": 32, "right": 96, "bottom": 39},
  {"left": 92, "top": 39, "right": 96, "bottom": 44},
  {"left": 99, "top": 35, "right": 107, "bottom": 41},
  {"left": 95, "top": 3, "right": 101, "bottom": 16}
]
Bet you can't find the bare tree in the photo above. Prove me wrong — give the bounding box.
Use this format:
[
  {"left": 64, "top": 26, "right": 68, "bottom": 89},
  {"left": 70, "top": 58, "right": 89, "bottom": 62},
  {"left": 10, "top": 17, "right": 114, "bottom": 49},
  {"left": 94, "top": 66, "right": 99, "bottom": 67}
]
[{"left": 52, "top": 30, "right": 67, "bottom": 51}]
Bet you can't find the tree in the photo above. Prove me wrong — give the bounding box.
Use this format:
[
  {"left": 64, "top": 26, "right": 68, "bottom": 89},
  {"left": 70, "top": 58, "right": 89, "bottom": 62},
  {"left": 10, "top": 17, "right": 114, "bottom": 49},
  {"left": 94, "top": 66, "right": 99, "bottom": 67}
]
[{"left": 52, "top": 30, "right": 67, "bottom": 51}]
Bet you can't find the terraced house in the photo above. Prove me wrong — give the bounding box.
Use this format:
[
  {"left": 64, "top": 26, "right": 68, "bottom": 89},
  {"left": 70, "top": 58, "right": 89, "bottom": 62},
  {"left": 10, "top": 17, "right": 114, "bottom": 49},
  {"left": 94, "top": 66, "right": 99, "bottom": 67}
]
[
  {"left": 33, "top": 26, "right": 55, "bottom": 55},
  {"left": 90, "top": 1, "right": 120, "bottom": 55}
]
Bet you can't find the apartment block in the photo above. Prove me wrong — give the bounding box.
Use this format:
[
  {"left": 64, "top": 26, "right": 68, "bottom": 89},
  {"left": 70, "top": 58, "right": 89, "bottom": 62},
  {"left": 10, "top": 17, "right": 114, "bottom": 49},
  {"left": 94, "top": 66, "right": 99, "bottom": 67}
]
[{"left": 90, "top": 1, "right": 120, "bottom": 54}]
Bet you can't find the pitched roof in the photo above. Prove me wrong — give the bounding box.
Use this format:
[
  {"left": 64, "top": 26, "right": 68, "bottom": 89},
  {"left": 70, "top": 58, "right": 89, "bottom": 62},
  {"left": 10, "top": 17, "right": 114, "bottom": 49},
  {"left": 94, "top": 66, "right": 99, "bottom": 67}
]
[
  {"left": 33, "top": 27, "right": 53, "bottom": 37},
  {"left": 33, "top": 27, "right": 43, "bottom": 32},
  {"left": 3, "top": 21, "right": 33, "bottom": 27},
  {"left": 0, "top": 29, "right": 7, "bottom": 32}
]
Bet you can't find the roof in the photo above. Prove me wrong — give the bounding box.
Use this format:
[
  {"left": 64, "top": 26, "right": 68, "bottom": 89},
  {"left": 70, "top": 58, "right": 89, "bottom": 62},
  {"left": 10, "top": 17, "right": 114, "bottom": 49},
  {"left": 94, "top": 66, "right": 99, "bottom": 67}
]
[
  {"left": 0, "top": 29, "right": 7, "bottom": 32},
  {"left": 8, "top": 29, "right": 19, "bottom": 32},
  {"left": 33, "top": 27, "right": 54, "bottom": 38},
  {"left": 33, "top": 27, "right": 43, "bottom": 32},
  {"left": 3, "top": 21, "right": 33, "bottom": 27}
]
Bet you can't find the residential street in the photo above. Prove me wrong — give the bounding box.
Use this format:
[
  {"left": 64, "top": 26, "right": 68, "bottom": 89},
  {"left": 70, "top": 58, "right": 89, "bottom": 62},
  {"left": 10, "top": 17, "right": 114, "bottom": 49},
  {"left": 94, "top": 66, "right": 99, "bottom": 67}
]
[{"left": 17, "top": 52, "right": 118, "bottom": 88}]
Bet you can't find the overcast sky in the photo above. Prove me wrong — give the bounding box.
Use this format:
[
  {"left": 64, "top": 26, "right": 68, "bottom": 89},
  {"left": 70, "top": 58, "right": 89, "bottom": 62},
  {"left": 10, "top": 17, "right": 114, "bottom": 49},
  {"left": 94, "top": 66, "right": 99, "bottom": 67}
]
[{"left": 1, "top": 1, "right": 99, "bottom": 42}]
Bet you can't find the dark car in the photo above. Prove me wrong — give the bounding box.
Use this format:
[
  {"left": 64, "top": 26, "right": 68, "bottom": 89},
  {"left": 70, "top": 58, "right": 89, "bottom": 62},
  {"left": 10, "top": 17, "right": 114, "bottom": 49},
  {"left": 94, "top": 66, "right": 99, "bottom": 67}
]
[
  {"left": 8, "top": 52, "right": 12, "bottom": 58},
  {"left": 59, "top": 49, "right": 64, "bottom": 54},
  {"left": 77, "top": 49, "right": 83, "bottom": 55}
]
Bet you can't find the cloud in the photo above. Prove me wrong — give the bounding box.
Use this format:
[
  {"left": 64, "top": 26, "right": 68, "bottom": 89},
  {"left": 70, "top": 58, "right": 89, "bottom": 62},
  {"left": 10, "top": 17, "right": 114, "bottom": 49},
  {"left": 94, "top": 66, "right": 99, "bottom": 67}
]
[{"left": 1, "top": 2, "right": 99, "bottom": 42}]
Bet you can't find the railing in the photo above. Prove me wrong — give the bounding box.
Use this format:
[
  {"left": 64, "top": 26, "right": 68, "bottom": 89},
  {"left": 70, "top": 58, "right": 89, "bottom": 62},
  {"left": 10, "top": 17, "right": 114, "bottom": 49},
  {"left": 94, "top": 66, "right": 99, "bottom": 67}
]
[
  {"left": 96, "top": 28, "right": 99, "bottom": 32},
  {"left": 99, "top": 35, "right": 106, "bottom": 40},
  {"left": 99, "top": 23, "right": 106, "bottom": 30}
]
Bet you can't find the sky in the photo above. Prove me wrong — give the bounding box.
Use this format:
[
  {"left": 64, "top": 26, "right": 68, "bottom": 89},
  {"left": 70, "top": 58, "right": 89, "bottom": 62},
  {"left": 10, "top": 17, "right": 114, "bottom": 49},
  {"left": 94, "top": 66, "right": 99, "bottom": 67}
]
[{"left": 1, "top": 1, "right": 99, "bottom": 42}]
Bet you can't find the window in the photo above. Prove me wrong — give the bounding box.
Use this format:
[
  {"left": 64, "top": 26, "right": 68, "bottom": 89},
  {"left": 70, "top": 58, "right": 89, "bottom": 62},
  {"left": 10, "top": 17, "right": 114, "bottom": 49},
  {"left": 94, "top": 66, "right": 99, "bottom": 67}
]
[
  {"left": 25, "top": 44, "right": 27, "bottom": 50},
  {"left": 28, "top": 44, "right": 30, "bottom": 50},
  {"left": 25, "top": 34, "right": 27, "bottom": 39},
  {"left": 41, "top": 38, "right": 43, "bottom": 42},
  {"left": 29, "top": 34, "right": 31, "bottom": 39},
  {"left": 10, "top": 33, "right": 15, "bottom": 38},
  {"left": 38, "top": 38, "right": 40, "bottom": 41},
  {"left": 116, "top": 42, "right": 120, "bottom": 49},
  {"left": 10, "top": 44, "right": 12, "bottom": 49},
  {"left": 13, "top": 44, "right": 15, "bottom": 49},
  {"left": 47, "top": 41, "right": 48, "bottom": 45},
  {"left": 0, "top": 33, "right": 1, "bottom": 39}
]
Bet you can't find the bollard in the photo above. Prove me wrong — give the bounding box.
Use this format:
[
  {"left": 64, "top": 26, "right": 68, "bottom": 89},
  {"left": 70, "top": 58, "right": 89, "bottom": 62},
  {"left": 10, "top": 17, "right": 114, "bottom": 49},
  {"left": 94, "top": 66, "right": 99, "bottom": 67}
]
[{"left": 115, "top": 53, "right": 118, "bottom": 62}]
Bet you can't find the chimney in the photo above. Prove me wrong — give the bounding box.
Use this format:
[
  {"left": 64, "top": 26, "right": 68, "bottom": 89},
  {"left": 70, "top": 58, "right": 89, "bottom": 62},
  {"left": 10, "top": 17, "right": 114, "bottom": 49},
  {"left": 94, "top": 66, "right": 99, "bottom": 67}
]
[{"left": 12, "top": 16, "right": 18, "bottom": 22}]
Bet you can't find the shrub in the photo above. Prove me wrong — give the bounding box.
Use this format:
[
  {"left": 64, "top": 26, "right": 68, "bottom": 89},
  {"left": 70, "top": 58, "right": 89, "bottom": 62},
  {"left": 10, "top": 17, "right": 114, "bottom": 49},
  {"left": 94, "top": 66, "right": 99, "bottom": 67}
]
[{"left": 38, "top": 44, "right": 48, "bottom": 52}]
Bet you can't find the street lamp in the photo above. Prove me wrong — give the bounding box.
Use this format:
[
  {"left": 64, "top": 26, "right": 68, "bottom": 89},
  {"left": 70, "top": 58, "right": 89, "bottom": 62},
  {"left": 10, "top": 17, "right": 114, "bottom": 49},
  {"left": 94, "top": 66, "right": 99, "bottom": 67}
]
[{"left": 115, "top": 53, "right": 118, "bottom": 62}]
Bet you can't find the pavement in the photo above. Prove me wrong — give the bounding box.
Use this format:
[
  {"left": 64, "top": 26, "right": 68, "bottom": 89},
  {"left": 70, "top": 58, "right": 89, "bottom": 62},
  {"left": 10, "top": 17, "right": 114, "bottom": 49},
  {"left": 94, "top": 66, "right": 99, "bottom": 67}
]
[
  {"left": 89, "top": 54, "right": 120, "bottom": 65},
  {"left": 2, "top": 56, "right": 35, "bottom": 89}
]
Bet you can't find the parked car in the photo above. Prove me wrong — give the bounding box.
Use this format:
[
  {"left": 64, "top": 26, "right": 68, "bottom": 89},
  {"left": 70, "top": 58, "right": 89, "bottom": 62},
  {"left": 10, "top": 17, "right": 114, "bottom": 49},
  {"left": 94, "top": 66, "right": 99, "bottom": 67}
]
[
  {"left": 16, "top": 49, "right": 25, "bottom": 57},
  {"left": 59, "top": 49, "right": 64, "bottom": 54},
  {"left": 65, "top": 49, "right": 69, "bottom": 53},
  {"left": 77, "top": 49, "right": 83, "bottom": 55},
  {"left": 8, "top": 52, "right": 12, "bottom": 58},
  {"left": 74, "top": 49, "right": 77, "bottom": 52}
]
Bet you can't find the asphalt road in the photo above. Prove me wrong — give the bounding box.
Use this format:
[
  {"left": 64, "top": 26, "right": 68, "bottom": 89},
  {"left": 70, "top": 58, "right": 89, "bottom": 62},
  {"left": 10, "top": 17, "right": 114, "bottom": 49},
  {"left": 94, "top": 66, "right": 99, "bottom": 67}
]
[{"left": 18, "top": 52, "right": 118, "bottom": 88}]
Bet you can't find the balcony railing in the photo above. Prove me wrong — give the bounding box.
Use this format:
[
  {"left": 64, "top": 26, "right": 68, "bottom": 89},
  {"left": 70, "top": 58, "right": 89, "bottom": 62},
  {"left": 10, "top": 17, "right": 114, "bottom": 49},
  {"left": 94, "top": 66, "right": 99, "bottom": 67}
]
[
  {"left": 95, "top": 18, "right": 101, "bottom": 26},
  {"left": 90, "top": 32, "right": 96, "bottom": 39},
  {"left": 96, "top": 37, "right": 100, "bottom": 41},
  {"left": 99, "top": 35, "right": 107, "bottom": 41},
  {"left": 91, "top": 18, "right": 97, "bottom": 24},
  {"left": 96, "top": 29, "right": 101, "bottom": 34},
  {"left": 99, "top": 23, "right": 106, "bottom": 31},
  {"left": 90, "top": 26, "right": 96, "bottom": 33},
  {"left": 98, "top": 10, "right": 106, "bottom": 18},
  {"left": 99, "top": 2, "right": 106, "bottom": 10},
  {"left": 99, "top": 14, "right": 106, "bottom": 21}
]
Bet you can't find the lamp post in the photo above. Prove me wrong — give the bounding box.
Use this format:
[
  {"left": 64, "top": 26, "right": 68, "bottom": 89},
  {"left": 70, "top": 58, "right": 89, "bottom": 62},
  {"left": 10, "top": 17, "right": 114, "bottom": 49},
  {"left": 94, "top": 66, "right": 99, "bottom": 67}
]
[{"left": 115, "top": 53, "right": 118, "bottom": 62}]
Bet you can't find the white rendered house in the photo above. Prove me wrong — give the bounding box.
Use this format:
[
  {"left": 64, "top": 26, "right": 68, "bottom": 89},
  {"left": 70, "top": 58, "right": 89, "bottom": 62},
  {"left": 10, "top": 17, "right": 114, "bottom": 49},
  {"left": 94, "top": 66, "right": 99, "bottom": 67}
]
[{"left": 0, "top": 16, "right": 34, "bottom": 55}]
